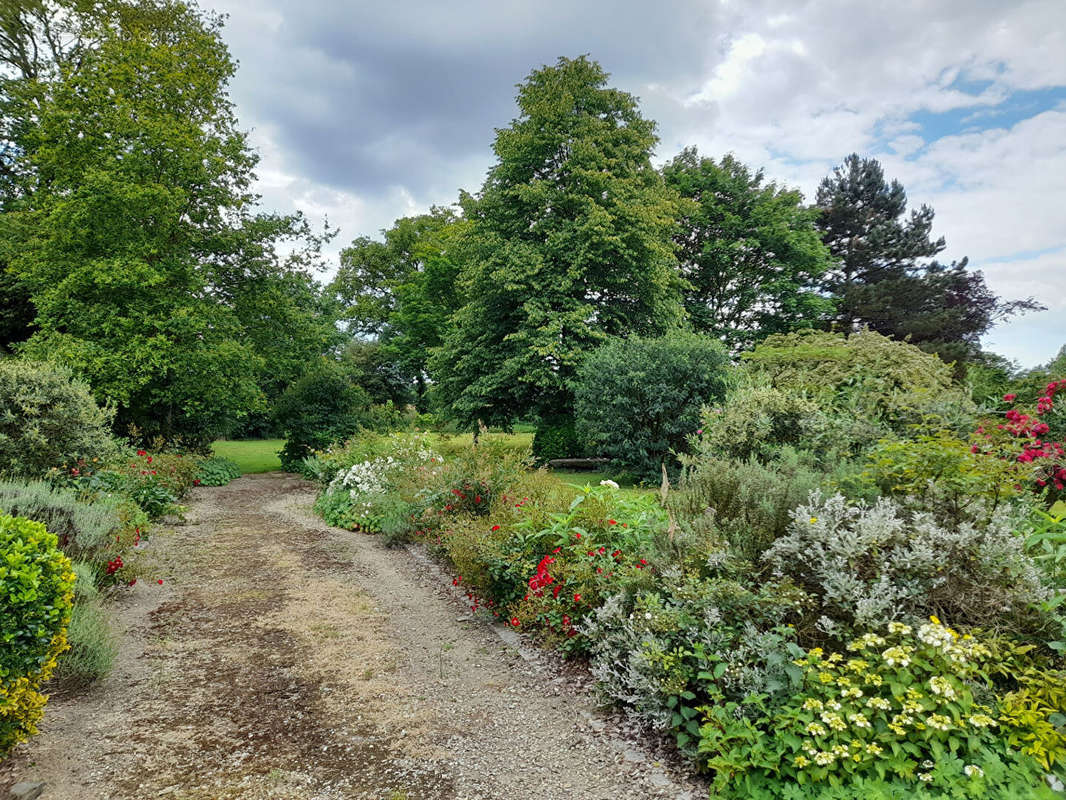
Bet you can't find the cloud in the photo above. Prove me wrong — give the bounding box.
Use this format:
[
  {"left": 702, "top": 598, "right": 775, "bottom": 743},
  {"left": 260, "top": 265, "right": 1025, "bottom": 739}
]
[{"left": 200, "top": 0, "right": 1066, "bottom": 366}]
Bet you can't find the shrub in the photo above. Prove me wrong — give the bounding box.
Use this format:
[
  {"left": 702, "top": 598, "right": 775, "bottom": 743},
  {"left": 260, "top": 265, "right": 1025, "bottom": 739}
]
[
  {"left": 574, "top": 332, "right": 731, "bottom": 481},
  {"left": 95, "top": 449, "right": 202, "bottom": 517},
  {"left": 53, "top": 563, "right": 117, "bottom": 687},
  {"left": 864, "top": 432, "right": 1028, "bottom": 526},
  {"left": 586, "top": 567, "right": 804, "bottom": 758},
  {"left": 0, "top": 359, "right": 117, "bottom": 477},
  {"left": 194, "top": 456, "right": 242, "bottom": 487},
  {"left": 700, "top": 621, "right": 1056, "bottom": 798},
  {"left": 739, "top": 330, "right": 974, "bottom": 440},
  {"left": 671, "top": 448, "right": 831, "bottom": 566},
  {"left": 273, "top": 360, "right": 372, "bottom": 471},
  {"left": 531, "top": 416, "right": 580, "bottom": 463},
  {"left": 0, "top": 479, "right": 146, "bottom": 581},
  {"left": 764, "top": 492, "right": 1049, "bottom": 640},
  {"left": 0, "top": 512, "right": 75, "bottom": 756}
]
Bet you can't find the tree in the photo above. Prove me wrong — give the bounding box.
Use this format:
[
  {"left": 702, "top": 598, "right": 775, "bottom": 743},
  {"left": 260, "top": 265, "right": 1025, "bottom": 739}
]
[
  {"left": 431, "top": 56, "right": 685, "bottom": 427},
  {"left": 0, "top": 1, "right": 336, "bottom": 445},
  {"left": 662, "top": 148, "right": 833, "bottom": 350},
  {"left": 815, "top": 154, "right": 1040, "bottom": 365},
  {"left": 332, "top": 206, "right": 470, "bottom": 405}
]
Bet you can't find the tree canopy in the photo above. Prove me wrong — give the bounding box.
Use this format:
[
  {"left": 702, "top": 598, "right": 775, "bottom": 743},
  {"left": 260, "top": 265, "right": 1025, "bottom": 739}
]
[
  {"left": 662, "top": 147, "right": 833, "bottom": 350},
  {"left": 430, "top": 56, "right": 685, "bottom": 427},
  {"left": 0, "top": 0, "right": 338, "bottom": 444}
]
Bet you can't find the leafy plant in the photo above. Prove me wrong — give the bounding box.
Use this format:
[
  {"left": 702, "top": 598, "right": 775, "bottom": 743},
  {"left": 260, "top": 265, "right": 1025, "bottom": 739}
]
[
  {"left": 0, "top": 359, "right": 118, "bottom": 477},
  {"left": 195, "top": 456, "right": 242, "bottom": 487},
  {"left": 574, "top": 331, "right": 731, "bottom": 480},
  {"left": 0, "top": 512, "right": 76, "bottom": 756}
]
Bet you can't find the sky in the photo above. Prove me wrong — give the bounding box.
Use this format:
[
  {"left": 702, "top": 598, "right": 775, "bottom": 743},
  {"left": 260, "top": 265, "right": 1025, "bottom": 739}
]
[{"left": 201, "top": 0, "right": 1066, "bottom": 368}]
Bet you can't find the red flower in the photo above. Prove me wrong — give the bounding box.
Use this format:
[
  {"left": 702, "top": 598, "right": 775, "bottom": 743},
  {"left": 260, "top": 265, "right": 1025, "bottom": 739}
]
[
  {"left": 1003, "top": 393, "right": 1017, "bottom": 403},
  {"left": 128, "top": 578, "right": 136, "bottom": 586},
  {"left": 491, "top": 525, "right": 501, "bottom": 531},
  {"left": 574, "top": 532, "right": 581, "bottom": 540},
  {"left": 146, "top": 456, "right": 152, "bottom": 464},
  {"left": 510, "top": 617, "right": 520, "bottom": 627},
  {"left": 137, "top": 449, "right": 147, "bottom": 456},
  {"left": 157, "top": 579, "right": 163, "bottom": 585},
  {"left": 573, "top": 593, "right": 582, "bottom": 603},
  {"left": 608, "top": 519, "right": 617, "bottom": 525}
]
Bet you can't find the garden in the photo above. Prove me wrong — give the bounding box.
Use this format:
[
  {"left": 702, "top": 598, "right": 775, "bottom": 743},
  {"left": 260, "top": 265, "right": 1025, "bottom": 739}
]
[
  {"left": 299, "top": 330, "right": 1066, "bottom": 799},
  {"left": 0, "top": 2, "right": 1064, "bottom": 797}
]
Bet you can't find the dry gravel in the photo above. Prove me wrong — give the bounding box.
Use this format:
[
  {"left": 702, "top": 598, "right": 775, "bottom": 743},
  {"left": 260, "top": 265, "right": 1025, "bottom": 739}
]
[{"left": 1, "top": 473, "right": 705, "bottom": 800}]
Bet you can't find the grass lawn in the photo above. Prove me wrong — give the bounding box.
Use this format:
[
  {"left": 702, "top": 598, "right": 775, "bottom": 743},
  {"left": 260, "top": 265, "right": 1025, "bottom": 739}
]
[
  {"left": 212, "top": 439, "right": 284, "bottom": 474},
  {"left": 547, "top": 469, "right": 653, "bottom": 497}
]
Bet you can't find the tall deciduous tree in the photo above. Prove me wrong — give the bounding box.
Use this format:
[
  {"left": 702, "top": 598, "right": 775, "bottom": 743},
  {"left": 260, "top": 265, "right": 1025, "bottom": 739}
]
[
  {"left": 0, "top": 1, "right": 336, "bottom": 444},
  {"left": 662, "top": 147, "right": 833, "bottom": 350},
  {"left": 431, "top": 56, "right": 685, "bottom": 427}
]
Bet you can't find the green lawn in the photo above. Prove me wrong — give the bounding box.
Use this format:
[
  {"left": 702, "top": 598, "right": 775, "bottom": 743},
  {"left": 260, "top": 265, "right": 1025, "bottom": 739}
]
[
  {"left": 211, "top": 439, "right": 284, "bottom": 474},
  {"left": 547, "top": 469, "right": 653, "bottom": 497}
]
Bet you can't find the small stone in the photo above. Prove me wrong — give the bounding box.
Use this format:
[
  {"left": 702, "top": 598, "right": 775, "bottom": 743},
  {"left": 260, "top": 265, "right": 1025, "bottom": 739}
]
[{"left": 10, "top": 782, "right": 45, "bottom": 800}]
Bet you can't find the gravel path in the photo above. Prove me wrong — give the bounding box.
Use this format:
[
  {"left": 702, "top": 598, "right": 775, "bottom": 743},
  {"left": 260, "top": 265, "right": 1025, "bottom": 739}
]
[{"left": 1, "top": 473, "right": 703, "bottom": 800}]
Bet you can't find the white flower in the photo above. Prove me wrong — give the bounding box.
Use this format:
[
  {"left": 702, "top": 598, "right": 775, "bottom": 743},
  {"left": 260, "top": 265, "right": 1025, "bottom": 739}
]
[
  {"left": 964, "top": 765, "right": 984, "bottom": 778},
  {"left": 599, "top": 479, "right": 620, "bottom": 490}
]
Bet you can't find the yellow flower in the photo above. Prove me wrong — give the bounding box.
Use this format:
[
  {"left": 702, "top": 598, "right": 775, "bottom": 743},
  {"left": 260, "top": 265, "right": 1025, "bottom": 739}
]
[
  {"left": 929, "top": 614, "right": 941, "bottom": 625},
  {"left": 809, "top": 516, "right": 818, "bottom": 524}
]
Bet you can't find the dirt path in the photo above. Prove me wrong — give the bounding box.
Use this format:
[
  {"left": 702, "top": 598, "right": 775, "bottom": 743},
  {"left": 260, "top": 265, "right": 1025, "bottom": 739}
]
[{"left": 1, "top": 474, "right": 702, "bottom": 800}]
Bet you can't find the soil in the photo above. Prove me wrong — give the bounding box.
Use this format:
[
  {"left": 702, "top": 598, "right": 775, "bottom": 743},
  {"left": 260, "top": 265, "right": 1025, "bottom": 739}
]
[{"left": 1, "top": 473, "right": 704, "bottom": 800}]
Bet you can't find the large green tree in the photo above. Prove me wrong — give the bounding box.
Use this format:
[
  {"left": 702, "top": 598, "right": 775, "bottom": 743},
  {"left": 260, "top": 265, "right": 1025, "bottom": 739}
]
[
  {"left": 816, "top": 154, "right": 1040, "bottom": 366},
  {"left": 662, "top": 147, "right": 833, "bottom": 350},
  {"left": 0, "top": 1, "right": 336, "bottom": 444},
  {"left": 431, "top": 56, "right": 685, "bottom": 427}
]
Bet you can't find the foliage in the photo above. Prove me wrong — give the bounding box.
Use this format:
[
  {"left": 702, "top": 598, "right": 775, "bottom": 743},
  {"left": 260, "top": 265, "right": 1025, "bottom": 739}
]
[
  {"left": 863, "top": 431, "right": 1028, "bottom": 525},
  {"left": 574, "top": 332, "right": 732, "bottom": 481},
  {"left": 53, "top": 566, "right": 117, "bottom": 687},
  {"left": 0, "top": 478, "right": 146, "bottom": 582},
  {"left": 974, "top": 380, "right": 1066, "bottom": 505},
  {"left": 430, "top": 55, "right": 685, "bottom": 427},
  {"left": 531, "top": 416, "right": 581, "bottom": 463},
  {"left": 0, "top": 512, "right": 75, "bottom": 756},
  {"left": 1025, "top": 507, "right": 1066, "bottom": 586},
  {"left": 673, "top": 448, "right": 831, "bottom": 566},
  {"left": 739, "top": 330, "right": 974, "bottom": 440},
  {"left": 662, "top": 148, "right": 834, "bottom": 349},
  {"left": 273, "top": 360, "right": 371, "bottom": 471},
  {"left": 814, "top": 154, "right": 1040, "bottom": 358},
  {"left": 194, "top": 456, "right": 242, "bottom": 487},
  {"left": 0, "top": 359, "right": 117, "bottom": 477},
  {"left": 333, "top": 208, "right": 471, "bottom": 407},
  {"left": 701, "top": 621, "right": 1056, "bottom": 798},
  {"left": 586, "top": 566, "right": 804, "bottom": 758},
  {"left": 0, "top": 0, "right": 337, "bottom": 446},
  {"left": 100, "top": 449, "right": 202, "bottom": 514},
  {"left": 764, "top": 492, "right": 1049, "bottom": 640}
]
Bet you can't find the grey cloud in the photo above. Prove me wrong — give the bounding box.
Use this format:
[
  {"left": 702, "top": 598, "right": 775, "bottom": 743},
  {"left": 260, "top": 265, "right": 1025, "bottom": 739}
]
[{"left": 215, "top": 0, "right": 720, "bottom": 201}]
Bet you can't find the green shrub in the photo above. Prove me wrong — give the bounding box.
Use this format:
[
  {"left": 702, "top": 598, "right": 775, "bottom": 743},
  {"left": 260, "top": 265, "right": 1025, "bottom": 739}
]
[
  {"left": 586, "top": 567, "right": 804, "bottom": 758},
  {"left": 0, "top": 479, "right": 146, "bottom": 581},
  {"left": 672, "top": 448, "right": 830, "bottom": 566},
  {"left": 574, "top": 331, "right": 731, "bottom": 481},
  {"left": 531, "top": 416, "right": 580, "bottom": 463},
  {"left": 0, "top": 359, "right": 118, "bottom": 477},
  {"left": 194, "top": 456, "right": 242, "bottom": 487},
  {"left": 863, "top": 431, "right": 1029, "bottom": 525},
  {"left": 273, "top": 360, "right": 371, "bottom": 471},
  {"left": 738, "top": 330, "right": 974, "bottom": 442},
  {"left": 700, "top": 622, "right": 1058, "bottom": 799},
  {"left": 0, "top": 512, "right": 75, "bottom": 756}
]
